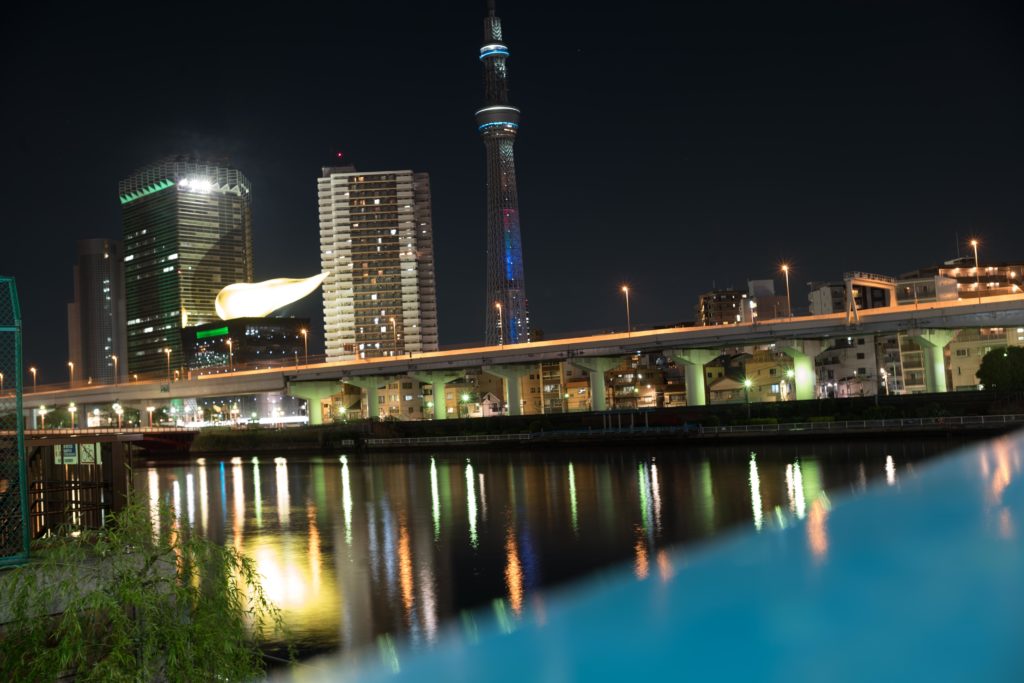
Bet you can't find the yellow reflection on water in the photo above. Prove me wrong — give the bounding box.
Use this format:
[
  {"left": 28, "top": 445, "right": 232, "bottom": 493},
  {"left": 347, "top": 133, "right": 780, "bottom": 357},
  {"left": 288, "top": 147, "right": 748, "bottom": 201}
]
[
  {"left": 656, "top": 549, "right": 674, "bottom": 583},
  {"left": 308, "top": 503, "right": 322, "bottom": 595},
  {"left": 885, "top": 455, "right": 896, "bottom": 486},
  {"left": 634, "top": 527, "right": 649, "bottom": 580},
  {"left": 276, "top": 460, "right": 290, "bottom": 527},
  {"left": 147, "top": 468, "right": 160, "bottom": 539},
  {"left": 807, "top": 498, "right": 830, "bottom": 562},
  {"left": 253, "top": 460, "right": 263, "bottom": 528},
  {"left": 466, "top": 460, "right": 478, "bottom": 548},
  {"left": 185, "top": 473, "right": 195, "bottom": 527},
  {"left": 232, "top": 462, "right": 244, "bottom": 552},
  {"left": 749, "top": 454, "right": 763, "bottom": 531},
  {"left": 398, "top": 519, "right": 414, "bottom": 618},
  {"left": 198, "top": 464, "right": 209, "bottom": 535},
  {"left": 505, "top": 523, "right": 524, "bottom": 616}
]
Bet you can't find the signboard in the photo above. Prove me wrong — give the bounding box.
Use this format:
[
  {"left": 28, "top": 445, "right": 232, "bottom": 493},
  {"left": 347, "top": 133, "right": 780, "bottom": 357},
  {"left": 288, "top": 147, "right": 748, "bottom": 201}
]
[
  {"left": 56, "top": 443, "right": 78, "bottom": 465},
  {"left": 79, "top": 443, "right": 100, "bottom": 465}
]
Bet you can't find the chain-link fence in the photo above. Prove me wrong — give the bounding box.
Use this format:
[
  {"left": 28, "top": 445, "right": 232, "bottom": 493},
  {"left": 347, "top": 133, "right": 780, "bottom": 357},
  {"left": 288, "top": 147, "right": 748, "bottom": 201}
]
[{"left": 0, "top": 276, "right": 28, "bottom": 566}]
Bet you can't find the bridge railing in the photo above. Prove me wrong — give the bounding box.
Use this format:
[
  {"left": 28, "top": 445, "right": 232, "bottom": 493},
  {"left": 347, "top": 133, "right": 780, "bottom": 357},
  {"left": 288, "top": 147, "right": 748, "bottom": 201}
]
[{"left": 703, "top": 414, "right": 1024, "bottom": 434}]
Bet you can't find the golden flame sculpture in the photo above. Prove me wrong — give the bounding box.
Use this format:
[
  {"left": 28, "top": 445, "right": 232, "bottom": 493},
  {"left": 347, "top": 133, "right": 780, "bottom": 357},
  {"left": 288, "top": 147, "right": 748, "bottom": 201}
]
[{"left": 215, "top": 273, "right": 328, "bottom": 320}]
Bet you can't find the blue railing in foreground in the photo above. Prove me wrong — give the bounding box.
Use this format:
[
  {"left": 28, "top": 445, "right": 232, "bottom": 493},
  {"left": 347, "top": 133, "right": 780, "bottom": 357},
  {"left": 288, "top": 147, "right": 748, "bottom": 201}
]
[{"left": 277, "top": 427, "right": 1024, "bottom": 682}]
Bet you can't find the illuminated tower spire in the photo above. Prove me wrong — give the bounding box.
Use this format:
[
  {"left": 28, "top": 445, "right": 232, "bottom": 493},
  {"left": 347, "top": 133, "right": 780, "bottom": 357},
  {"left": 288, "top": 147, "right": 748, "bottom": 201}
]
[{"left": 477, "top": 0, "right": 530, "bottom": 345}]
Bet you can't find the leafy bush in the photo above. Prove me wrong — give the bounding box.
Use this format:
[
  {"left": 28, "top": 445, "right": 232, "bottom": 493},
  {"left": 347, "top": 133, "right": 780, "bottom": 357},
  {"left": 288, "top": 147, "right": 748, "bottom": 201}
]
[{"left": 0, "top": 502, "right": 287, "bottom": 681}]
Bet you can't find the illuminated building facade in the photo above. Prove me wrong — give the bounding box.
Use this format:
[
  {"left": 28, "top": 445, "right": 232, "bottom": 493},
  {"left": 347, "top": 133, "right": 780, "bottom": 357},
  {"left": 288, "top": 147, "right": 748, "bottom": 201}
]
[
  {"left": 182, "top": 318, "right": 308, "bottom": 371},
  {"left": 318, "top": 166, "right": 438, "bottom": 360},
  {"left": 67, "top": 238, "right": 127, "bottom": 384},
  {"left": 696, "top": 289, "right": 745, "bottom": 326},
  {"left": 120, "top": 156, "right": 253, "bottom": 375},
  {"left": 477, "top": 1, "right": 530, "bottom": 345}
]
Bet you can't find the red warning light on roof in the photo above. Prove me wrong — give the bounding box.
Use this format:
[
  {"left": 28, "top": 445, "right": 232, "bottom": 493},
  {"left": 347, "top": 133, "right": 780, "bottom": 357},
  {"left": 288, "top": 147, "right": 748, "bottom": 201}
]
[{"left": 336, "top": 151, "right": 345, "bottom": 159}]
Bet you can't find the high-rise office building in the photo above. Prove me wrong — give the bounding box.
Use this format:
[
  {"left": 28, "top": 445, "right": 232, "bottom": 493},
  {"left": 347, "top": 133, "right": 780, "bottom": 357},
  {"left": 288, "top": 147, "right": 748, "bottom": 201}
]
[
  {"left": 120, "top": 156, "right": 253, "bottom": 375},
  {"left": 477, "top": 1, "right": 530, "bottom": 345},
  {"left": 318, "top": 166, "right": 438, "bottom": 360},
  {"left": 67, "top": 238, "right": 127, "bottom": 384}
]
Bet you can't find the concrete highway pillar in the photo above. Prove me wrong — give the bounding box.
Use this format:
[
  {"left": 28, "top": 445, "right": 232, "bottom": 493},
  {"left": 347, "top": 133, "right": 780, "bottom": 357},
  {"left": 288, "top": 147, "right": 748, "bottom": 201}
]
[
  {"left": 908, "top": 329, "right": 957, "bottom": 393},
  {"left": 779, "top": 343, "right": 820, "bottom": 401},
  {"left": 668, "top": 349, "right": 719, "bottom": 407},
  {"left": 485, "top": 365, "right": 532, "bottom": 416},
  {"left": 345, "top": 377, "right": 386, "bottom": 419},
  {"left": 411, "top": 372, "right": 462, "bottom": 420},
  {"left": 287, "top": 380, "right": 341, "bottom": 426},
  {"left": 571, "top": 357, "right": 620, "bottom": 411}
]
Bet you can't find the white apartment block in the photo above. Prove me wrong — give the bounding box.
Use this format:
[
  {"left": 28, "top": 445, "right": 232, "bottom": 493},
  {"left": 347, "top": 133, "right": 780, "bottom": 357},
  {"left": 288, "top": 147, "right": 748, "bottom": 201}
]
[{"left": 318, "top": 167, "right": 438, "bottom": 360}]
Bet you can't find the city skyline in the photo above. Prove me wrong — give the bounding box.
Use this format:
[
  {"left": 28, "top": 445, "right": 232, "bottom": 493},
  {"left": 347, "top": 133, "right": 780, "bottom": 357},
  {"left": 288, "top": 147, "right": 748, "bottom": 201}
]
[{"left": 2, "top": 0, "right": 1022, "bottom": 382}]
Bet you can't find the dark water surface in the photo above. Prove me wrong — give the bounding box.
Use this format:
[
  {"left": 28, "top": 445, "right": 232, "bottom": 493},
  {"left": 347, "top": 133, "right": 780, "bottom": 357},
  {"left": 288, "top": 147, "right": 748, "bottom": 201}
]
[{"left": 134, "top": 438, "right": 965, "bottom": 660}]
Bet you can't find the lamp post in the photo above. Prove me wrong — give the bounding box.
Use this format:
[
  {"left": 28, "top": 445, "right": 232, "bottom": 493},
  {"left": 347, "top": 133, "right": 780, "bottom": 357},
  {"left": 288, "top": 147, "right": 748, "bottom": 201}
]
[
  {"left": 111, "top": 354, "right": 118, "bottom": 386},
  {"left": 39, "top": 405, "right": 47, "bottom": 430},
  {"left": 0, "top": 372, "right": 4, "bottom": 394},
  {"left": 495, "top": 302, "right": 504, "bottom": 347},
  {"left": 146, "top": 406, "right": 155, "bottom": 427},
  {"left": 30, "top": 366, "right": 36, "bottom": 392},
  {"left": 621, "top": 285, "right": 631, "bottom": 336},
  {"left": 113, "top": 403, "right": 123, "bottom": 430},
  {"left": 743, "top": 378, "right": 753, "bottom": 419},
  {"left": 389, "top": 316, "right": 398, "bottom": 356},
  {"left": 300, "top": 329, "right": 308, "bottom": 365},
  {"left": 226, "top": 338, "right": 233, "bottom": 371},
  {"left": 68, "top": 361, "right": 75, "bottom": 387},
  {"left": 68, "top": 402, "right": 77, "bottom": 429},
  {"left": 781, "top": 264, "right": 792, "bottom": 317},
  {"left": 970, "top": 238, "right": 981, "bottom": 303},
  {"left": 785, "top": 368, "right": 795, "bottom": 401},
  {"left": 164, "top": 348, "right": 172, "bottom": 382},
  {"left": 880, "top": 367, "right": 889, "bottom": 396}
]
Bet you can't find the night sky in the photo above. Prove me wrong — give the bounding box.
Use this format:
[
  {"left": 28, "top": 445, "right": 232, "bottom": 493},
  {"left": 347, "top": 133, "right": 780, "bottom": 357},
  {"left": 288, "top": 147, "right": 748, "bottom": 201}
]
[{"left": 2, "top": 1, "right": 1022, "bottom": 383}]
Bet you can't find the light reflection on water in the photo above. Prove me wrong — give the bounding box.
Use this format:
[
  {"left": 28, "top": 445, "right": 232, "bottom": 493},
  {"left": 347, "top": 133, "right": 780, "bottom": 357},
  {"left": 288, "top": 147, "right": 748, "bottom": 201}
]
[{"left": 135, "top": 439, "right": 960, "bottom": 659}]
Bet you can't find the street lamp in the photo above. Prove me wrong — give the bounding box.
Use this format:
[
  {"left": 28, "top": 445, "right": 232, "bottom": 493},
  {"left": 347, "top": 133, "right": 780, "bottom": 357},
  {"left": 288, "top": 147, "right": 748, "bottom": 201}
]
[
  {"left": 68, "top": 402, "right": 77, "bottom": 429},
  {"left": 781, "top": 264, "right": 792, "bottom": 317},
  {"left": 389, "top": 316, "right": 398, "bottom": 355},
  {"left": 113, "top": 403, "right": 123, "bottom": 429},
  {"left": 300, "top": 328, "right": 308, "bottom": 365},
  {"left": 460, "top": 392, "right": 471, "bottom": 419},
  {"left": 146, "top": 405, "right": 155, "bottom": 427},
  {"left": 970, "top": 238, "right": 981, "bottom": 303},
  {"left": 879, "top": 367, "right": 889, "bottom": 396},
  {"left": 38, "top": 405, "right": 47, "bottom": 430},
  {"left": 495, "top": 302, "right": 504, "bottom": 347},
  {"left": 785, "top": 368, "right": 795, "bottom": 400},
  {"left": 68, "top": 361, "right": 75, "bottom": 387},
  {"left": 111, "top": 354, "right": 118, "bottom": 386},
  {"left": 29, "top": 366, "right": 36, "bottom": 392},
  {"left": 743, "top": 378, "right": 753, "bottom": 418},
  {"left": 226, "top": 338, "right": 233, "bottom": 371},
  {"left": 0, "top": 371, "right": 4, "bottom": 394},
  {"left": 621, "top": 285, "right": 631, "bottom": 336},
  {"left": 164, "top": 348, "right": 172, "bottom": 382}
]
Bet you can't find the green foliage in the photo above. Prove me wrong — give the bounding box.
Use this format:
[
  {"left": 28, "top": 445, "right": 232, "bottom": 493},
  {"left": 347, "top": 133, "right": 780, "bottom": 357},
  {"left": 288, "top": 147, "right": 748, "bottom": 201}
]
[
  {"left": 0, "top": 502, "right": 287, "bottom": 681},
  {"left": 977, "top": 346, "right": 1024, "bottom": 392}
]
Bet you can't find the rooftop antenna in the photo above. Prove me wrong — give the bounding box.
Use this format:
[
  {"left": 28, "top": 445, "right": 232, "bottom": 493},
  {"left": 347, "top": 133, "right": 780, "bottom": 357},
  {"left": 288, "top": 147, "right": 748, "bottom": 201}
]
[
  {"left": 955, "top": 231, "right": 960, "bottom": 258},
  {"left": 487, "top": 0, "right": 496, "bottom": 16}
]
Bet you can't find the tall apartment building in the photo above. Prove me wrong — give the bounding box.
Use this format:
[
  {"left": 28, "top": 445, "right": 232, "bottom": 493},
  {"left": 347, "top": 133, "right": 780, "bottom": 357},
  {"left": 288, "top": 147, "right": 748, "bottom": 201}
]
[
  {"left": 696, "top": 289, "right": 745, "bottom": 326},
  {"left": 67, "top": 239, "right": 127, "bottom": 384},
  {"left": 318, "top": 166, "right": 438, "bottom": 360},
  {"left": 120, "top": 157, "right": 254, "bottom": 375}
]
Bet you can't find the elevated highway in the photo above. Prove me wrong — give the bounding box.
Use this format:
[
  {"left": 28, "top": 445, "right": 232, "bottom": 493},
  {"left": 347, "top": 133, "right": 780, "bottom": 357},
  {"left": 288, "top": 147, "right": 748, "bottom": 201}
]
[{"left": 19, "top": 294, "right": 1024, "bottom": 421}]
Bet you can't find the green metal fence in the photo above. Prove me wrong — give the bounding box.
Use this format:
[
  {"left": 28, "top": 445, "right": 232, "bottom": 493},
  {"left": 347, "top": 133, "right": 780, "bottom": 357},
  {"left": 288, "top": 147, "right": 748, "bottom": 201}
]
[{"left": 0, "top": 276, "right": 28, "bottom": 566}]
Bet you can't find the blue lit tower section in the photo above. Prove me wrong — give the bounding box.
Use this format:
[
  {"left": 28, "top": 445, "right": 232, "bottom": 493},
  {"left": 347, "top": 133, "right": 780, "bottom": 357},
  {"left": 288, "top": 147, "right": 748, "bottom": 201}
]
[{"left": 477, "top": 0, "right": 530, "bottom": 345}]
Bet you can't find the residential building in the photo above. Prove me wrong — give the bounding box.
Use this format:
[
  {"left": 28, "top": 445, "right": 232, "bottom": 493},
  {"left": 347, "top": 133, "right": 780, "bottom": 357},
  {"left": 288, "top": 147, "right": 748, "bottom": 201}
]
[
  {"left": 815, "top": 336, "right": 880, "bottom": 398},
  {"left": 318, "top": 166, "right": 438, "bottom": 360},
  {"left": 67, "top": 238, "right": 127, "bottom": 384},
  {"left": 696, "top": 290, "right": 745, "bottom": 326},
  {"left": 898, "top": 257, "right": 1024, "bottom": 303},
  {"left": 949, "top": 327, "right": 1024, "bottom": 391},
  {"left": 120, "top": 156, "right": 253, "bottom": 375}
]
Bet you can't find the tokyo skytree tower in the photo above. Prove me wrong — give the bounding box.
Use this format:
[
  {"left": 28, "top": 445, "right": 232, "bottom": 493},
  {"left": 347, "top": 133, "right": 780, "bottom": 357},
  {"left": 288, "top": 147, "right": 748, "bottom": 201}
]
[{"left": 477, "top": 0, "right": 530, "bottom": 345}]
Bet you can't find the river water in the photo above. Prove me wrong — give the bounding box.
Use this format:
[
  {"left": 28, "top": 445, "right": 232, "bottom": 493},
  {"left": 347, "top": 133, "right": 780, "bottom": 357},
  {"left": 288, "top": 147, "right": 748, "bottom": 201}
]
[{"left": 134, "top": 438, "right": 964, "bottom": 662}]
